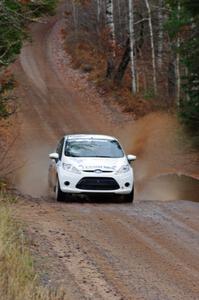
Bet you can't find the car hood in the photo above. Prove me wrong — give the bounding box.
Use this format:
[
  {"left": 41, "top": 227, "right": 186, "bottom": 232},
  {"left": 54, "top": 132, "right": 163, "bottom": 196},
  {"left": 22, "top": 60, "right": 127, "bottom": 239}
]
[{"left": 62, "top": 156, "right": 128, "bottom": 172}]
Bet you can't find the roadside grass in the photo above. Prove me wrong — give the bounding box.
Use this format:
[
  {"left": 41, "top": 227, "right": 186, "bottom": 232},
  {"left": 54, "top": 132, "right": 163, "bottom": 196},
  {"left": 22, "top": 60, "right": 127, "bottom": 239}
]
[{"left": 0, "top": 192, "right": 67, "bottom": 300}]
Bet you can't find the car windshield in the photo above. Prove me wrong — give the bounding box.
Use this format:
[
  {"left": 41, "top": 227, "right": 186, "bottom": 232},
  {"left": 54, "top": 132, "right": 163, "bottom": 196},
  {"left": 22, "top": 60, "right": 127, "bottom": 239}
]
[{"left": 64, "top": 139, "right": 124, "bottom": 158}]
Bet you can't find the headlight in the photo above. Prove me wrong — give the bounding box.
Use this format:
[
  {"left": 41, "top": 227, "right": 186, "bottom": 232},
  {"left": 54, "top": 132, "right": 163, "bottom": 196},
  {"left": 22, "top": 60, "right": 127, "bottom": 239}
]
[
  {"left": 116, "top": 164, "right": 130, "bottom": 174},
  {"left": 62, "top": 163, "right": 81, "bottom": 174}
]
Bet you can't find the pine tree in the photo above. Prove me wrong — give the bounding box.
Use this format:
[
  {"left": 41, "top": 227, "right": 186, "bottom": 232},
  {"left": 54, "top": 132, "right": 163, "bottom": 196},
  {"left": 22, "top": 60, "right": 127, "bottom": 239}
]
[{"left": 0, "top": 0, "right": 57, "bottom": 119}]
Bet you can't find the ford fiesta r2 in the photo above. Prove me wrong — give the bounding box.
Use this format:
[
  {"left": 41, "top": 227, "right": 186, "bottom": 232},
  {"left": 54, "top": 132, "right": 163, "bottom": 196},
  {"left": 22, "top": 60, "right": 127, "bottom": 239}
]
[{"left": 48, "top": 134, "right": 136, "bottom": 202}]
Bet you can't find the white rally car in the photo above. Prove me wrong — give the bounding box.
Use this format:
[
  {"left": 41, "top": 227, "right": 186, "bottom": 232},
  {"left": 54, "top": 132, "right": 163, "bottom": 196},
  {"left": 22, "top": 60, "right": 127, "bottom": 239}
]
[{"left": 48, "top": 134, "right": 136, "bottom": 202}]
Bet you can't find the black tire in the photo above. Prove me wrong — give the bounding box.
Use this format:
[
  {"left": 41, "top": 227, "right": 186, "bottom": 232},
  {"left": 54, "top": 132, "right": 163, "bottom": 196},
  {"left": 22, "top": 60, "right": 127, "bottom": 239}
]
[
  {"left": 55, "top": 179, "right": 65, "bottom": 202},
  {"left": 124, "top": 187, "right": 134, "bottom": 203}
]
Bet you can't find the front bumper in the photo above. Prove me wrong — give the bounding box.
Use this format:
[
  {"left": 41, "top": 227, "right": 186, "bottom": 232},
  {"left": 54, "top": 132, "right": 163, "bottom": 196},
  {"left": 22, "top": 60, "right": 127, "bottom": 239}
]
[{"left": 58, "top": 170, "right": 133, "bottom": 194}]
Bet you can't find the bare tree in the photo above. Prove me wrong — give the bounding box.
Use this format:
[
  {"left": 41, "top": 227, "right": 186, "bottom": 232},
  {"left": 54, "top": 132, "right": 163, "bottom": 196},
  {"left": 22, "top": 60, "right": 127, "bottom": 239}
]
[
  {"left": 64, "top": 0, "right": 185, "bottom": 102},
  {"left": 144, "top": 0, "right": 157, "bottom": 95},
  {"left": 157, "top": 0, "right": 164, "bottom": 69},
  {"left": 128, "top": 0, "right": 137, "bottom": 94},
  {"left": 105, "top": 0, "right": 116, "bottom": 78},
  {"left": 176, "top": 2, "right": 181, "bottom": 105},
  {"left": 72, "top": 0, "right": 78, "bottom": 34},
  {"left": 114, "top": 38, "right": 130, "bottom": 84},
  {"left": 97, "top": 0, "right": 101, "bottom": 23}
]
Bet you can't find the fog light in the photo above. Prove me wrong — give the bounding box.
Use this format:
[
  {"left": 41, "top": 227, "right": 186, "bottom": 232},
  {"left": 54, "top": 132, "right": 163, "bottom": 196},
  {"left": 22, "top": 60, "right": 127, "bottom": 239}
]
[
  {"left": 125, "top": 182, "right": 130, "bottom": 187},
  {"left": 64, "top": 181, "right": 70, "bottom": 186}
]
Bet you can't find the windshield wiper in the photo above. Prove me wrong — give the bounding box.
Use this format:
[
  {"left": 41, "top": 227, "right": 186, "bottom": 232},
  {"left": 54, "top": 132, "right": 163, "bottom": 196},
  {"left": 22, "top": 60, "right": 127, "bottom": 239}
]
[{"left": 93, "top": 155, "right": 113, "bottom": 158}]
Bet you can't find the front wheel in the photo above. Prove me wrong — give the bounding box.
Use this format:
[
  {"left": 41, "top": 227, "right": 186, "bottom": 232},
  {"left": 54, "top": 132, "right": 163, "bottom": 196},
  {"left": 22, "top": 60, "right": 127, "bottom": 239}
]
[
  {"left": 55, "top": 179, "right": 65, "bottom": 202},
  {"left": 123, "top": 187, "right": 134, "bottom": 203}
]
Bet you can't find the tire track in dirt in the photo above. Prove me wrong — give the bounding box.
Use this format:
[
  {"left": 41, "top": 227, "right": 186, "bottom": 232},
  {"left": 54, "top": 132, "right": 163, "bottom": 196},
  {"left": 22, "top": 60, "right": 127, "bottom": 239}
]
[
  {"left": 90, "top": 208, "right": 199, "bottom": 299},
  {"left": 14, "top": 199, "right": 199, "bottom": 300}
]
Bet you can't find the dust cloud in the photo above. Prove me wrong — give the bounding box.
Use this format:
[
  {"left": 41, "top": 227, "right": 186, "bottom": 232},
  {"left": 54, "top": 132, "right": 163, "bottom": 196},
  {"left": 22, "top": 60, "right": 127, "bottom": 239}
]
[
  {"left": 116, "top": 112, "right": 199, "bottom": 201},
  {"left": 12, "top": 141, "right": 53, "bottom": 197},
  {"left": 12, "top": 112, "right": 199, "bottom": 201}
]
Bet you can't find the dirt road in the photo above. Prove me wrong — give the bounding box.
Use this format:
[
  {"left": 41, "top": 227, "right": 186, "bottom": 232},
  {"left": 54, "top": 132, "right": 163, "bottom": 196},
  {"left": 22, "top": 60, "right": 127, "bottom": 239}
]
[
  {"left": 15, "top": 197, "right": 199, "bottom": 300},
  {"left": 11, "top": 5, "right": 199, "bottom": 300}
]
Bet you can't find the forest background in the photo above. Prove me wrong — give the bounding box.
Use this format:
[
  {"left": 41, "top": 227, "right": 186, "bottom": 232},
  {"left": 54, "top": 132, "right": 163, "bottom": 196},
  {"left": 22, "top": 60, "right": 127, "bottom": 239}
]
[{"left": 0, "top": 0, "right": 198, "bottom": 146}]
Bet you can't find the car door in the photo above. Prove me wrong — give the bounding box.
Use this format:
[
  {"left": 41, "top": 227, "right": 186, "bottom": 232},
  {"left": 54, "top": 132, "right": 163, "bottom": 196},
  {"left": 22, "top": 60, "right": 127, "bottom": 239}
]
[{"left": 50, "top": 138, "right": 65, "bottom": 188}]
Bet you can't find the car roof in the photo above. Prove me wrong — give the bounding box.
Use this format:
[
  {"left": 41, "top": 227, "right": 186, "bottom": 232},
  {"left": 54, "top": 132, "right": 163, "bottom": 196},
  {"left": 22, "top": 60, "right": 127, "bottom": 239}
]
[{"left": 64, "top": 134, "right": 117, "bottom": 141}]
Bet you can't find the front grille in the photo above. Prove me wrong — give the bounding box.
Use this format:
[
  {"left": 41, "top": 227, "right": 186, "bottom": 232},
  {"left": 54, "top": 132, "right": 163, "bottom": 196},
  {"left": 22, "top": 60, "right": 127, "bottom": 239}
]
[{"left": 76, "top": 177, "right": 120, "bottom": 190}]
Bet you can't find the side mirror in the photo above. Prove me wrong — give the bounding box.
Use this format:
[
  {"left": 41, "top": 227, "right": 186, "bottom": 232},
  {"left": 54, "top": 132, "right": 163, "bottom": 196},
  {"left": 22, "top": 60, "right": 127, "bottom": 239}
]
[
  {"left": 49, "top": 153, "right": 59, "bottom": 160},
  {"left": 127, "top": 154, "right": 136, "bottom": 162}
]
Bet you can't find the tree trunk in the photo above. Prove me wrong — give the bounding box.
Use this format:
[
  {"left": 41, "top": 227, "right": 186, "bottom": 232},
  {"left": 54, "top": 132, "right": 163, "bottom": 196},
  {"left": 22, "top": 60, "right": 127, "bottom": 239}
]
[
  {"left": 114, "top": 38, "right": 130, "bottom": 83},
  {"left": 157, "top": 0, "right": 164, "bottom": 69},
  {"left": 176, "top": 3, "right": 181, "bottom": 105},
  {"left": 72, "top": 0, "right": 78, "bottom": 35},
  {"left": 144, "top": 0, "right": 157, "bottom": 95},
  {"left": 105, "top": 0, "right": 116, "bottom": 78},
  {"left": 128, "top": 0, "right": 137, "bottom": 94},
  {"left": 176, "top": 39, "right": 181, "bottom": 105},
  {"left": 116, "top": 0, "right": 122, "bottom": 41},
  {"left": 168, "top": 60, "right": 176, "bottom": 101},
  {"left": 97, "top": 0, "right": 101, "bottom": 23}
]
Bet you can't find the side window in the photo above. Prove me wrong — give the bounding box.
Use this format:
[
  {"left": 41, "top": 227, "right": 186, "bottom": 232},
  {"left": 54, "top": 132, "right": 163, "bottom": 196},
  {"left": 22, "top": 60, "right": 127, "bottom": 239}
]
[{"left": 56, "top": 138, "right": 64, "bottom": 160}]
